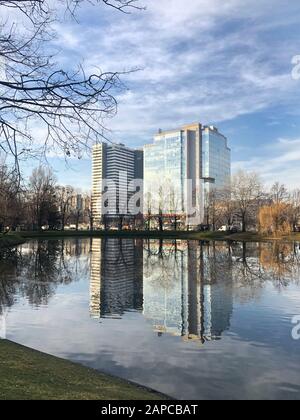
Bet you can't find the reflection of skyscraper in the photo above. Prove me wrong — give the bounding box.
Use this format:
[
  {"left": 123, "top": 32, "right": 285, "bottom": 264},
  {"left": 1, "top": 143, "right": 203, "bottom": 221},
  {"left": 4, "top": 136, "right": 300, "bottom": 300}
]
[
  {"left": 90, "top": 239, "right": 102, "bottom": 319},
  {"left": 201, "top": 244, "right": 233, "bottom": 338},
  {"left": 143, "top": 241, "right": 188, "bottom": 336},
  {"left": 143, "top": 240, "right": 233, "bottom": 342},
  {"left": 89, "top": 238, "right": 143, "bottom": 319},
  {"left": 187, "top": 241, "right": 202, "bottom": 339}
]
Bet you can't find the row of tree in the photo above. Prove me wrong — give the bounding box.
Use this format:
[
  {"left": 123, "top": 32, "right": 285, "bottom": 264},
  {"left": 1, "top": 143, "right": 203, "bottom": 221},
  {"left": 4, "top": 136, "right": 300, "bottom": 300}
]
[
  {"left": 204, "top": 171, "right": 300, "bottom": 234},
  {"left": 1, "top": 164, "right": 300, "bottom": 234},
  {"left": 0, "top": 165, "right": 92, "bottom": 232}
]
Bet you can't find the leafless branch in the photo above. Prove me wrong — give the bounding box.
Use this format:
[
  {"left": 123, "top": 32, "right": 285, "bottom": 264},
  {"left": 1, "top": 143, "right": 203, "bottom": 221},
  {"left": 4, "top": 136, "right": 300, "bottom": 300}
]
[{"left": 0, "top": 0, "right": 142, "bottom": 174}]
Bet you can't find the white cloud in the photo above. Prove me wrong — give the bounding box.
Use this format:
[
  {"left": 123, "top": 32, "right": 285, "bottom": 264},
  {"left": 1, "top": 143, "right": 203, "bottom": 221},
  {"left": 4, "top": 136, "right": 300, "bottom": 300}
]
[
  {"left": 232, "top": 137, "right": 300, "bottom": 189},
  {"left": 4, "top": 0, "right": 299, "bottom": 188},
  {"left": 54, "top": 0, "right": 297, "bottom": 138}
]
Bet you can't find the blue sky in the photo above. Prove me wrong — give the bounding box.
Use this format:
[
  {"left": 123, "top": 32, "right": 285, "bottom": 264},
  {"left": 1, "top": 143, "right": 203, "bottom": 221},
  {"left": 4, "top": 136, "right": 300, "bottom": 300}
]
[{"left": 21, "top": 0, "right": 300, "bottom": 190}]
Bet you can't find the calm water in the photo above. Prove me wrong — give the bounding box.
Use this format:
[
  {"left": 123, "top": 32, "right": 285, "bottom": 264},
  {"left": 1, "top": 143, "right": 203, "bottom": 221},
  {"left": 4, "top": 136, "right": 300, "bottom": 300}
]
[{"left": 1, "top": 238, "right": 300, "bottom": 400}]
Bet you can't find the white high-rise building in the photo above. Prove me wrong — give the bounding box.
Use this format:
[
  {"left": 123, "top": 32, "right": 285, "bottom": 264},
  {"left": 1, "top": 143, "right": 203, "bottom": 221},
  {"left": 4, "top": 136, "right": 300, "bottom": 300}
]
[{"left": 92, "top": 143, "right": 143, "bottom": 226}]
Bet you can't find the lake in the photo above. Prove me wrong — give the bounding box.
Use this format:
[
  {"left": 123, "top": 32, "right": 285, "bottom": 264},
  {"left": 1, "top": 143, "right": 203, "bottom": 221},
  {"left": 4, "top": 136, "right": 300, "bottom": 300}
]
[{"left": 1, "top": 238, "right": 300, "bottom": 400}]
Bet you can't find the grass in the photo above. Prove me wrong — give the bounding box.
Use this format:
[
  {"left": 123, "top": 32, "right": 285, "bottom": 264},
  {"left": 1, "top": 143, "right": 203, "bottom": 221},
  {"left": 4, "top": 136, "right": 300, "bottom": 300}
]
[
  {"left": 0, "top": 340, "right": 167, "bottom": 400},
  {"left": 0, "top": 233, "right": 26, "bottom": 249},
  {"left": 19, "top": 229, "right": 300, "bottom": 243}
]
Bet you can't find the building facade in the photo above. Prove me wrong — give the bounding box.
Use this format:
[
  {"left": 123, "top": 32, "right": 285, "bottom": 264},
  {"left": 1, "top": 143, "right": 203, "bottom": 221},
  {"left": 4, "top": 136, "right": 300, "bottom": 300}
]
[
  {"left": 202, "top": 125, "right": 231, "bottom": 195},
  {"left": 92, "top": 143, "right": 143, "bottom": 226},
  {"left": 143, "top": 123, "right": 231, "bottom": 226}
]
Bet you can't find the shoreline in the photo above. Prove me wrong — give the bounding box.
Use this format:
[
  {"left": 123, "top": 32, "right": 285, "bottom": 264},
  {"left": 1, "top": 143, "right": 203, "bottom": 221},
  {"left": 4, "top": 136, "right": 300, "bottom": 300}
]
[
  {"left": 0, "top": 234, "right": 26, "bottom": 249},
  {"left": 0, "top": 340, "right": 169, "bottom": 400},
  {"left": 1, "top": 230, "right": 300, "bottom": 250},
  {"left": 19, "top": 230, "right": 300, "bottom": 243}
]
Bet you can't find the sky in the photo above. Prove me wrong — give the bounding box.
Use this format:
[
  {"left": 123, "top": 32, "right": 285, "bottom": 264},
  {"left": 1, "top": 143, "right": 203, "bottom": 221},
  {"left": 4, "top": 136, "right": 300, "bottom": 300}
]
[{"left": 19, "top": 0, "right": 300, "bottom": 190}]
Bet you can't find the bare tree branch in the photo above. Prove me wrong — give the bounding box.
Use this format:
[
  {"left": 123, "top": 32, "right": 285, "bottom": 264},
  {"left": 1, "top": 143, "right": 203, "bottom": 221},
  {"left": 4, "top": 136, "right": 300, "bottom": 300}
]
[{"left": 0, "top": 0, "right": 142, "bottom": 174}]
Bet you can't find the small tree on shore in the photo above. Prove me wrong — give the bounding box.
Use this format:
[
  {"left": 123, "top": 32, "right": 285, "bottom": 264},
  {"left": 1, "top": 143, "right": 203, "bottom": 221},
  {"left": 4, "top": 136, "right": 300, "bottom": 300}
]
[
  {"left": 28, "top": 167, "right": 58, "bottom": 230},
  {"left": 259, "top": 203, "right": 291, "bottom": 236},
  {"left": 289, "top": 190, "right": 300, "bottom": 232},
  {"left": 231, "top": 170, "right": 263, "bottom": 232}
]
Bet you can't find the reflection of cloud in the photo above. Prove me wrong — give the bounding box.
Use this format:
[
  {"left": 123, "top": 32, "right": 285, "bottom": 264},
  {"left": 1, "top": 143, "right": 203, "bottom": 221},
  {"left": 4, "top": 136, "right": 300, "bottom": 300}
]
[
  {"left": 6, "top": 288, "right": 300, "bottom": 400},
  {"left": 3, "top": 238, "right": 300, "bottom": 399}
]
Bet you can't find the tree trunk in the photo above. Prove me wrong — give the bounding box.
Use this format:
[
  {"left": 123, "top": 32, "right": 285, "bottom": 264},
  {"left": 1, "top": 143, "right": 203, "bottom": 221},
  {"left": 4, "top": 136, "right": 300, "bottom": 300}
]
[
  {"left": 242, "top": 212, "right": 246, "bottom": 232},
  {"left": 159, "top": 215, "right": 164, "bottom": 232}
]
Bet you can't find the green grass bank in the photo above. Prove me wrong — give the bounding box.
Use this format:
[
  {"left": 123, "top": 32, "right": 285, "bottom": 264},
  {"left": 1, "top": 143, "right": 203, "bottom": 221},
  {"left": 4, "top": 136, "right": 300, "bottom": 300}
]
[
  {"left": 0, "top": 340, "right": 167, "bottom": 400},
  {"left": 0, "top": 234, "right": 26, "bottom": 249},
  {"left": 19, "top": 230, "right": 300, "bottom": 243}
]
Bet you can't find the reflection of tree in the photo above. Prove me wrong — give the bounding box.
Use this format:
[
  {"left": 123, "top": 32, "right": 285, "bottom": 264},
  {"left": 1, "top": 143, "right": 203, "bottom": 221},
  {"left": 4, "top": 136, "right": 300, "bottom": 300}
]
[
  {"left": 202, "top": 241, "right": 233, "bottom": 286},
  {"left": 143, "top": 240, "right": 234, "bottom": 343},
  {"left": 143, "top": 239, "right": 184, "bottom": 291},
  {"left": 0, "top": 248, "right": 21, "bottom": 314},
  {"left": 0, "top": 239, "right": 90, "bottom": 310},
  {"left": 259, "top": 242, "right": 300, "bottom": 287},
  {"left": 231, "top": 241, "right": 300, "bottom": 302},
  {"left": 143, "top": 239, "right": 300, "bottom": 341}
]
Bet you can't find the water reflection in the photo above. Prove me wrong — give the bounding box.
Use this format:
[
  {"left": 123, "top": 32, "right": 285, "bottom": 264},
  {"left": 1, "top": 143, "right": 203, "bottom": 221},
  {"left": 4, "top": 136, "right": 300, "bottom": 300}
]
[
  {"left": 1, "top": 239, "right": 300, "bottom": 336},
  {"left": 90, "top": 238, "right": 143, "bottom": 319},
  {"left": 87, "top": 239, "right": 300, "bottom": 343},
  {"left": 143, "top": 241, "right": 233, "bottom": 342},
  {"left": 0, "top": 239, "right": 90, "bottom": 312},
  {"left": 1, "top": 238, "right": 300, "bottom": 399}
]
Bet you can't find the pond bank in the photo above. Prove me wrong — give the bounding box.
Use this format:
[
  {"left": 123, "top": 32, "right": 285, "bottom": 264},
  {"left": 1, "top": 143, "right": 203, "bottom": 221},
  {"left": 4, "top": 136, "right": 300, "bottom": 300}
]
[
  {"left": 0, "top": 234, "right": 26, "bottom": 249},
  {"left": 0, "top": 340, "right": 167, "bottom": 400},
  {"left": 19, "top": 230, "right": 300, "bottom": 243}
]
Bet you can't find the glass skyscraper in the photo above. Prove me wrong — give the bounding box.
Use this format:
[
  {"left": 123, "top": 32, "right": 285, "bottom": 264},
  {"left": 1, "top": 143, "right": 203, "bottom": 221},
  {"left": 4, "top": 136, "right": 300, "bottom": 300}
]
[
  {"left": 144, "top": 123, "right": 231, "bottom": 225},
  {"left": 202, "top": 125, "right": 231, "bottom": 195}
]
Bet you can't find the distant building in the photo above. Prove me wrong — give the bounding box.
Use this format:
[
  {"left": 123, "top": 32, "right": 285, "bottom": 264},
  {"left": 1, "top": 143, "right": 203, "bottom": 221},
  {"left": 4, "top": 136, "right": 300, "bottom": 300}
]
[
  {"left": 70, "top": 194, "right": 83, "bottom": 211},
  {"left": 92, "top": 143, "right": 143, "bottom": 226}
]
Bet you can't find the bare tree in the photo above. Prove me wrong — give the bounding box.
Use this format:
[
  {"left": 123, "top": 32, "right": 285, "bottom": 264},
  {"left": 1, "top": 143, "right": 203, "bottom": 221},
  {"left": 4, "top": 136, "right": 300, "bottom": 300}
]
[
  {"left": 28, "top": 166, "right": 57, "bottom": 230},
  {"left": 217, "top": 187, "right": 234, "bottom": 228},
  {"left": 270, "top": 182, "right": 288, "bottom": 204},
  {"left": 0, "top": 163, "right": 23, "bottom": 231},
  {"left": 0, "top": 0, "right": 142, "bottom": 176},
  {"left": 167, "top": 183, "right": 182, "bottom": 231},
  {"left": 156, "top": 186, "right": 164, "bottom": 232},
  {"left": 231, "top": 170, "right": 263, "bottom": 232},
  {"left": 55, "top": 185, "right": 74, "bottom": 230},
  {"left": 145, "top": 191, "right": 152, "bottom": 231},
  {"left": 84, "top": 195, "right": 94, "bottom": 231},
  {"left": 204, "top": 189, "right": 222, "bottom": 231},
  {"left": 289, "top": 189, "right": 300, "bottom": 232}
]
